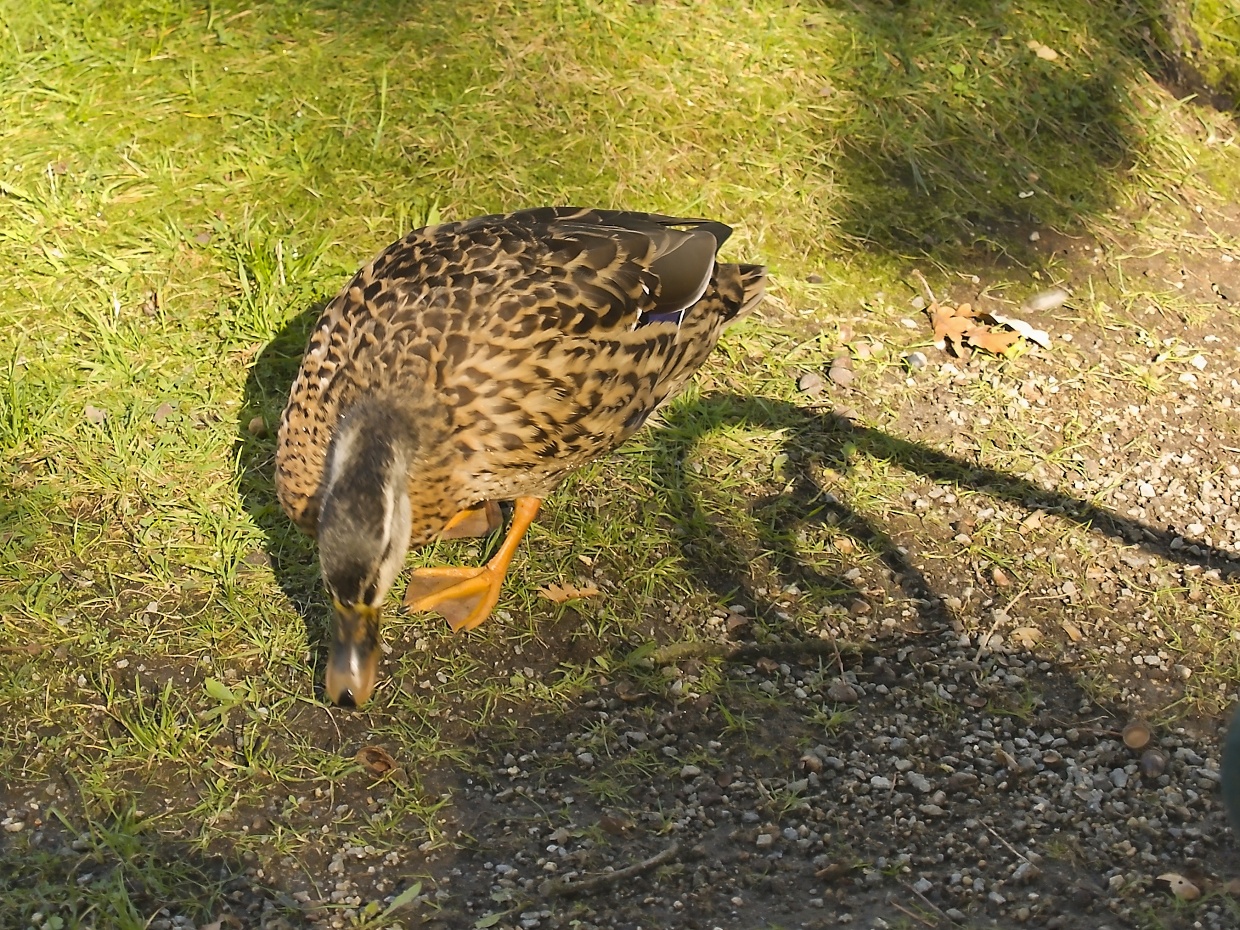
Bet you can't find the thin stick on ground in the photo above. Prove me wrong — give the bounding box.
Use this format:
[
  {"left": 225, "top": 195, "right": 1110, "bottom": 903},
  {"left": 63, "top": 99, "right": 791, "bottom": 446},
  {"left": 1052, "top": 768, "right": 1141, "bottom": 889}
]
[
  {"left": 539, "top": 842, "right": 681, "bottom": 899},
  {"left": 889, "top": 899, "right": 941, "bottom": 928}
]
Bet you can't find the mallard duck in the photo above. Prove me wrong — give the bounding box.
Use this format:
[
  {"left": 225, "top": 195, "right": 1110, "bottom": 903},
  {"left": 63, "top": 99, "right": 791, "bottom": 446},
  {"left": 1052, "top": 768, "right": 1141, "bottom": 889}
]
[{"left": 275, "top": 207, "right": 765, "bottom": 706}]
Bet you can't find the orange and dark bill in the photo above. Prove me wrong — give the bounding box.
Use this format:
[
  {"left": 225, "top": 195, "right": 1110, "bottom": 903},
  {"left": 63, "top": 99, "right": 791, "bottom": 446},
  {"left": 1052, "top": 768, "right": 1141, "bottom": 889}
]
[{"left": 325, "top": 600, "right": 381, "bottom": 707}]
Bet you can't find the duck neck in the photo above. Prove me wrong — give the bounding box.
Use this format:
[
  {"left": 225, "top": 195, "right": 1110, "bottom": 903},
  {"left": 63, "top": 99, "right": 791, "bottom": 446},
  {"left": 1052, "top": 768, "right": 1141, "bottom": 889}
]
[{"left": 318, "top": 398, "right": 417, "bottom": 609}]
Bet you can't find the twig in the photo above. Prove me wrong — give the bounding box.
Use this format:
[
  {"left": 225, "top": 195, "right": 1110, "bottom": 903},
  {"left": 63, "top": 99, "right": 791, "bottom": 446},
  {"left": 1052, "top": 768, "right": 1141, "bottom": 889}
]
[
  {"left": 910, "top": 269, "right": 937, "bottom": 304},
  {"left": 983, "top": 822, "right": 1032, "bottom": 864},
  {"left": 971, "top": 585, "right": 1029, "bottom": 665},
  {"left": 900, "top": 881, "right": 953, "bottom": 924},
  {"left": 648, "top": 638, "right": 866, "bottom": 666},
  {"left": 890, "top": 899, "right": 940, "bottom": 928},
  {"left": 540, "top": 842, "right": 680, "bottom": 898}
]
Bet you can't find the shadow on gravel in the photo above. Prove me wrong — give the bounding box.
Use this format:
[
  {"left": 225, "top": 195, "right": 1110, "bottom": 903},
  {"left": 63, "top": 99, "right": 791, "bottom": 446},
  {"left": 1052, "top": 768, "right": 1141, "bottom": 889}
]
[{"left": 652, "top": 391, "right": 1240, "bottom": 636}]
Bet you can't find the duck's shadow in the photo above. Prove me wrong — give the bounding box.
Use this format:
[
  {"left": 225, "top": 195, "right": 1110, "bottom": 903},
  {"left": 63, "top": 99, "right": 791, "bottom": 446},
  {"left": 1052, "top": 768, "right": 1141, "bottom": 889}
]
[
  {"left": 235, "top": 302, "right": 329, "bottom": 646},
  {"left": 648, "top": 391, "right": 1240, "bottom": 638}
]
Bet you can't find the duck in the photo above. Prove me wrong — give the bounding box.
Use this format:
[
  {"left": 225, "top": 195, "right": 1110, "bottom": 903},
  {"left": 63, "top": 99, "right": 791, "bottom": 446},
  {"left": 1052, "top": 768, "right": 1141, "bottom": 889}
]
[{"left": 275, "top": 207, "right": 766, "bottom": 706}]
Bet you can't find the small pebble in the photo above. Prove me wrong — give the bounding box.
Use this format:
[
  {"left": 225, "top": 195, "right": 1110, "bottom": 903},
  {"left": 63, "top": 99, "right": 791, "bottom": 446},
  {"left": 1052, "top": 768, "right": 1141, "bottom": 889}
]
[
  {"left": 1023, "top": 287, "right": 1069, "bottom": 312},
  {"left": 798, "top": 371, "right": 826, "bottom": 394},
  {"left": 827, "top": 680, "right": 860, "bottom": 703},
  {"left": 902, "top": 351, "right": 928, "bottom": 371}
]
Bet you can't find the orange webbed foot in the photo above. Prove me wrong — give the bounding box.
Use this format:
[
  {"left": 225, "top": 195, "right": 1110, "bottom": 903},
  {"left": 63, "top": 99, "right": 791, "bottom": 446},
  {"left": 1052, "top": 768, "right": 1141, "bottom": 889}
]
[{"left": 404, "top": 497, "right": 542, "bottom": 632}]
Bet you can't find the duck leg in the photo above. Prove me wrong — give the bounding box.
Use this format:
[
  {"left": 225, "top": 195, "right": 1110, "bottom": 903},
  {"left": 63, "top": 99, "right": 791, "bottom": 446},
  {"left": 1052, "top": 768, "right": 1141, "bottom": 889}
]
[
  {"left": 404, "top": 497, "right": 542, "bottom": 631},
  {"left": 437, "top": 501, "right": 503, "bottom": 540}
]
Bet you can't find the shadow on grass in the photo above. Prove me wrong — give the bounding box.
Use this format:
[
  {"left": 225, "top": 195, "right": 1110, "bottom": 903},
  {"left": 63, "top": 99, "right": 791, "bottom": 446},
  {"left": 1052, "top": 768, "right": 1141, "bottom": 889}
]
[
  {"left": 819, "top": 0, "right": 1218, "bottom": 254},
  {"left": 0, "top": 807, "right": 299, "bottom": 928},
  {"left": 235, "top": 302, "right": 329, "bottom": 654},
  {"left": 650, "top": 391, "right": 1239, "bottom": 637}
]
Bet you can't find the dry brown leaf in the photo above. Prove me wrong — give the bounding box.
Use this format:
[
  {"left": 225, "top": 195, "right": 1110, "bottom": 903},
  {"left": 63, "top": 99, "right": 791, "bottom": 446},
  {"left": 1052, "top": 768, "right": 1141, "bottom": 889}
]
[
  {"left": 538, "top": 582, "right": 601, "bottom": 603},
  {"left": 1026, "top": 40, "right": 1060, "bottom": 61},
  {"left": 598, "top": 814, "right": 634, "bottom": 836},
  {"left": 1011, "top": 627, "right": 1042, "bottom": 648},
  {"left": 929, "top": 301, "right": 983, "bottom": 354},
  {"left": 989, "top": 312, "right": 1052, "bottom": 349},
  {"left": 614, "top": 680, "right": 645, "bottom": 702},
  {"left": 356, "top": 745, "right": 398, "bottom": 776},
  {"left": 965, "top": 325, "right": 1021, "bottom": 356},
  {"left": 1157, "top": 872, "right": 1201, "bottom": 901},
  {"left": 1061, "top": 619, "right": 1084, "bottom": 642},
  {"left": 940, "top": 315, "right": 971, "bottom": 346},
  {"left": 815, "top": 862, "right": 858, "bottom": 881}
]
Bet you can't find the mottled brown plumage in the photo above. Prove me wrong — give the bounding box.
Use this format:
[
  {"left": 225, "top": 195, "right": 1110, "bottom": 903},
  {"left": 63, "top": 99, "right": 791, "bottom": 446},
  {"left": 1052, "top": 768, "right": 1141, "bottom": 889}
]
[{"left": 275, "top": 207, "right": 765, "bottom": 706}]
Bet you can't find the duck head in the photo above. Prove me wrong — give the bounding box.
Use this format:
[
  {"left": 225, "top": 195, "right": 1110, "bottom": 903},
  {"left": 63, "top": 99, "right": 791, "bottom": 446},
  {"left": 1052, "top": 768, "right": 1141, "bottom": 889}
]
[{"left": 317, "top": 400, "right": 414, "bottom": 707}]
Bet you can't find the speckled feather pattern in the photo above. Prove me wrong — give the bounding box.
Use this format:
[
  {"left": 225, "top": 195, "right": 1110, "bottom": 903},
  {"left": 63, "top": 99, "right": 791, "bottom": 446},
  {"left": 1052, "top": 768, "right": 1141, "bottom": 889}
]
[{"left": 276, "top": 207, "right": 765, "bottom": 545}]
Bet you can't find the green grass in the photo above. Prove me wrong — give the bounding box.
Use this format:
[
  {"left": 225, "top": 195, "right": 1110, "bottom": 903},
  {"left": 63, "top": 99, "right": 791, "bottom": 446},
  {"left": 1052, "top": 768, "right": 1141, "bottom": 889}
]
[
  {"left": 1, "top": 0, "right": 1239, "bottom": 925},
  {"left": 1182, "top": 0, "right": 1240, "bottom": 103}
]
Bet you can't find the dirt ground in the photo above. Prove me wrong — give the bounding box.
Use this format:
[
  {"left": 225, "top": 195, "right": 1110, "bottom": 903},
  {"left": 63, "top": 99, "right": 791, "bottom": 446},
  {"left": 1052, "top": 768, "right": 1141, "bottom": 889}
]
[{"left": 6, "top": 197, "right": 1240, "bottom": 930}]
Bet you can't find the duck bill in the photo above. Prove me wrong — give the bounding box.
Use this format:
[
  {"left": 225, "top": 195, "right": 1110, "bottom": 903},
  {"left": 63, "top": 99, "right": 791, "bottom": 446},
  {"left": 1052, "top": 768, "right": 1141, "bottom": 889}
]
[{"left": 326, "top": 600, "right": 381, "bottom": 707}]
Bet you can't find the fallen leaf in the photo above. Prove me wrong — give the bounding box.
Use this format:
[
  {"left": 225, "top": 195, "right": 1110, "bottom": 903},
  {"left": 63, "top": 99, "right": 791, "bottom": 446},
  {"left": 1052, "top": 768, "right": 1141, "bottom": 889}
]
[
  {"left": 356, "top": 745, "right": 399, "bottom": 776},
  {"left": 247, "top": 415, "right": 267, "bottom": 437},
  {"left": 152, "top": 402, "right": 176, "bottom": 423},
  {"left": 1157, "top": 872, "right": 1201, "bottom": 901},
  {"left": 538, "top": 582, "right": 600, "bottom": 603},
  {"left": 84, "top": 405, "right": 107, "bottom": 424},
  {"left": 1061, "top": 619, "right": 1084, "bottom": 642},
  {"left": 995, "top": 747, "right": 1019, "bottom": 771},
  {"left": 815, "top": 862, "right": 857, "bottom": 881},
  {"left": 598, "top": 814, "right": 634, "bottom": 836},
  {"left": 1010, "top": 627, "right": 1042, "bottom": 648},
  {"left": 965, "top": 324, "right": 1021, "bottom": 355},
  {"left": 990, "top": 312, "right": 1052, "bottom": 349},
  {"left": 614, "top": 680, "right": 645, "bottom": 702},
  {"left": 930, "top": 302, "right": 972, "bottom": 349},
  {"left": 1026, "top": 40, "right": 1059, "bottom": 61}
]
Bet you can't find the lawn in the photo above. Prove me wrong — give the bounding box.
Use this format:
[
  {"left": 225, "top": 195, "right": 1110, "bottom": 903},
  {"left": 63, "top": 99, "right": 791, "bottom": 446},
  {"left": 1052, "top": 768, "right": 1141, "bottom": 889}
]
[{"left": 2, "top": 1, "right": 1239, "bottom": 928}]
